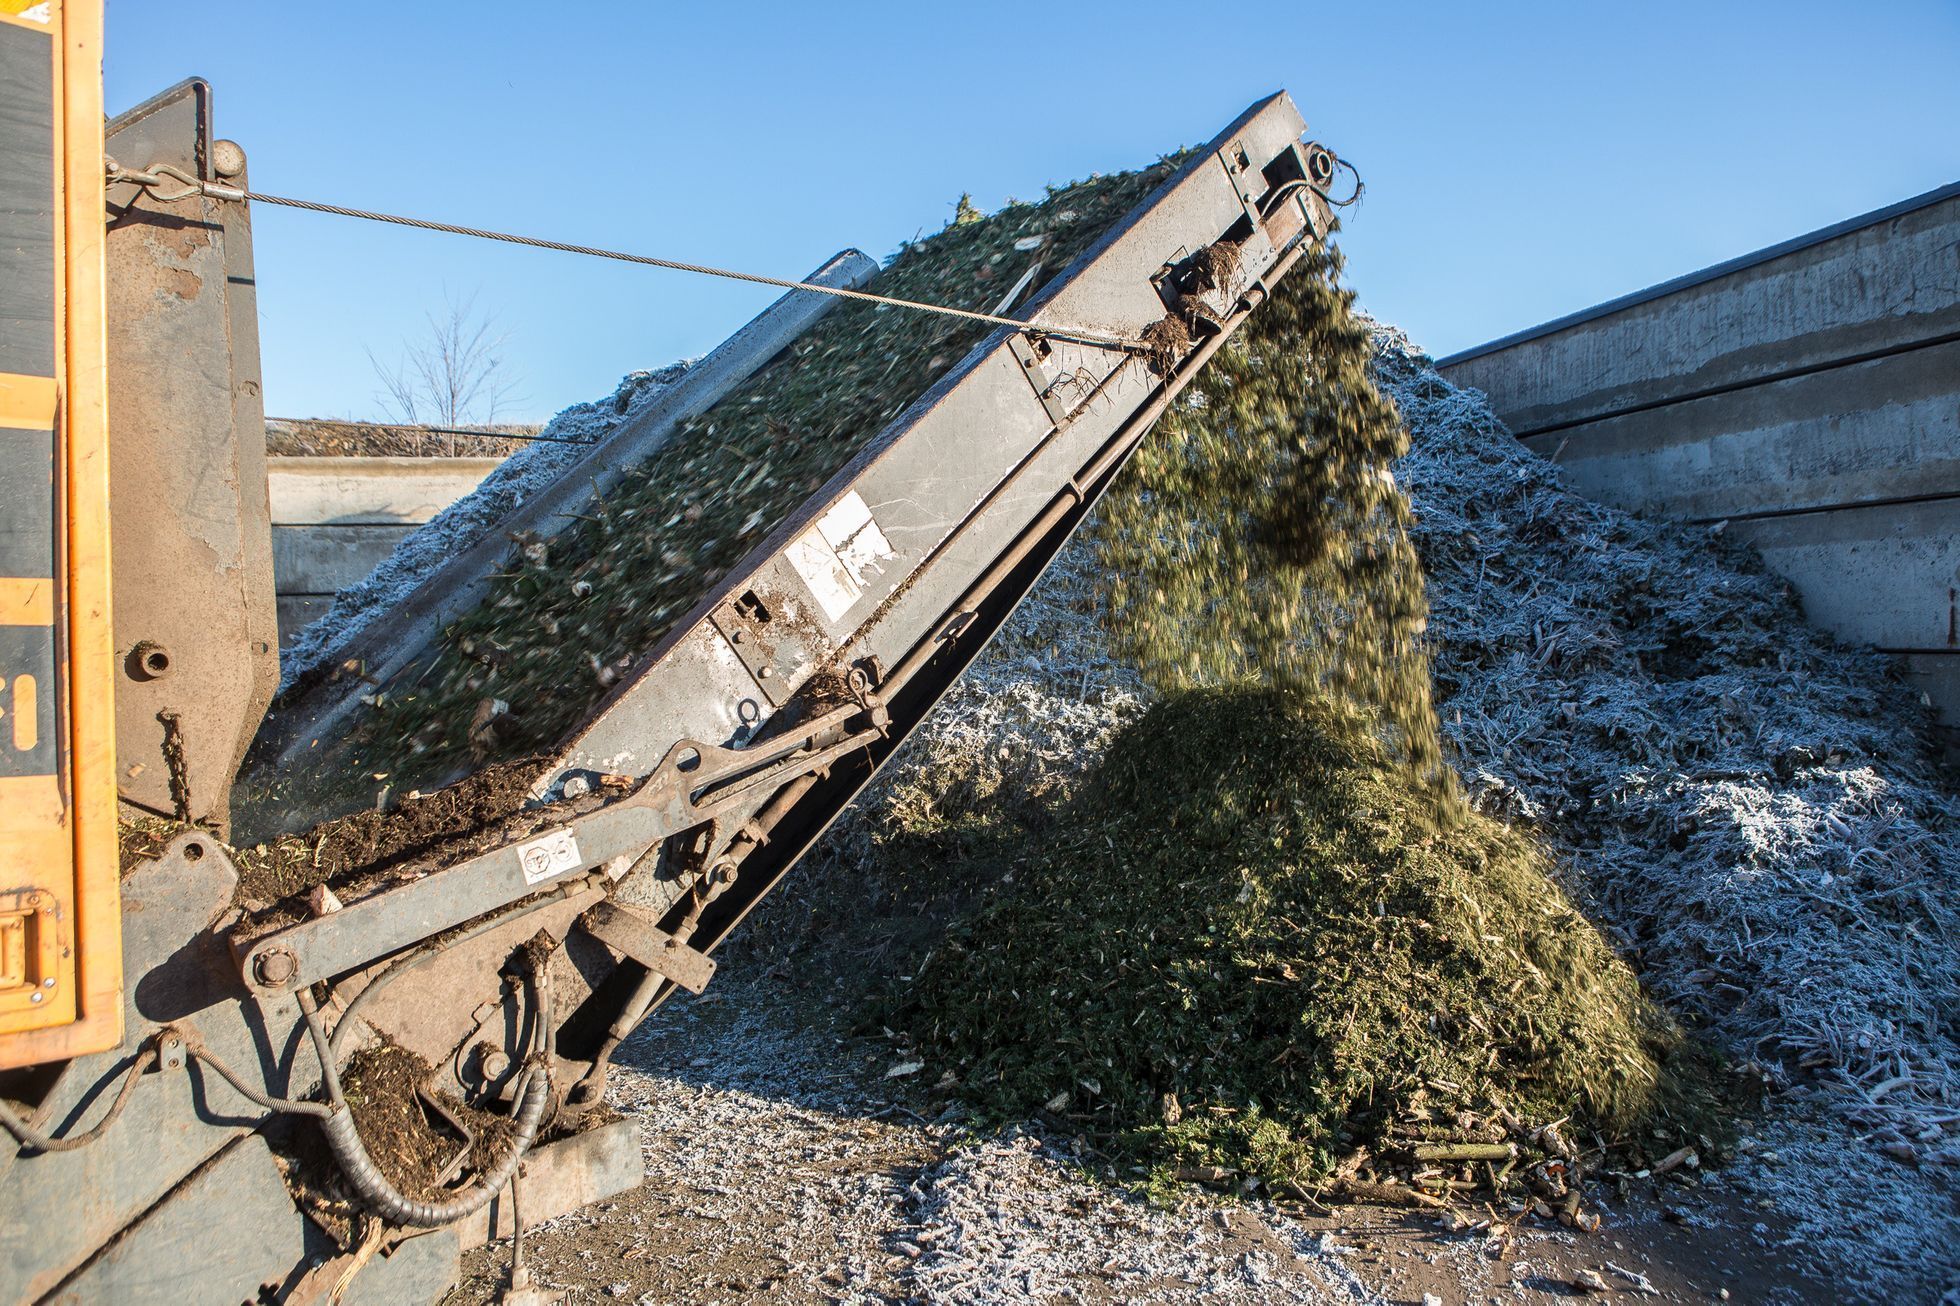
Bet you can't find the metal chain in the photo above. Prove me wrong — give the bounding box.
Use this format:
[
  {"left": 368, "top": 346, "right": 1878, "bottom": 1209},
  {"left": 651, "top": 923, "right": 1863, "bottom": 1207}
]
[{"left": 107, "top": 162, "right": 1140, "bottom": 353}]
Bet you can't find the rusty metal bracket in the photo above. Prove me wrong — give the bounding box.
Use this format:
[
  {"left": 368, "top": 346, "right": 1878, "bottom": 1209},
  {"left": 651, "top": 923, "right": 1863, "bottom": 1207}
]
[
  {"left": 709, "top": 582, "right": 828, "bottom": 709},
  {"left": 1007, "top": 333, "right": 1076, "bottom": 426},
  {"left": 1219, "top": 137, "right": 1266, "bottom": 224},
  {"left": 576, "top": 901, "right": 716, "bottom": 995},
  {"left": 234, "top": 694, "right": 890, "bottom": 995}
]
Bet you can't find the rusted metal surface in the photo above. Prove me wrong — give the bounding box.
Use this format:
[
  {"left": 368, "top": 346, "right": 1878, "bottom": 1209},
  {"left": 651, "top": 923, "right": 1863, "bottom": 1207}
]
[
  {"left": 342, "top": 889, "right": 599, "bottom": 1097},
  {"left": 236, "top": 684, "right": 890, "bottom": 998},
  {"left": 577, "top": 899, "right": 716, "bottom": 994},
  {"left": 457, "top": 1119, "right": 642, "bottom": 1249},
  {"left": 104, "top": 80, "right": 278, "bottom": 830}
]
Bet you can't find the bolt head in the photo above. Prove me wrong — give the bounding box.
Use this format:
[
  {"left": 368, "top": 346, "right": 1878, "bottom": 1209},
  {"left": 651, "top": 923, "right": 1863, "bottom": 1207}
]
[{"left": 253, "top": 949, "right": 298, "bottom": 986}]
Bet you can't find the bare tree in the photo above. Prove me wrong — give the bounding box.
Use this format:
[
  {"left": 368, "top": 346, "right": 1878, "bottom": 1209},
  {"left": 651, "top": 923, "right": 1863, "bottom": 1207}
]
[{"left": 368, "top": 292, "right": 523, "bottom": 453}]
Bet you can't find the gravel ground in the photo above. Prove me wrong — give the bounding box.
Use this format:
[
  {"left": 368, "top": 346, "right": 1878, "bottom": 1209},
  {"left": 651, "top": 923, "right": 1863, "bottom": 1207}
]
[{"left": 454, "top": 967, "right": 1823, "bottom": 1305}]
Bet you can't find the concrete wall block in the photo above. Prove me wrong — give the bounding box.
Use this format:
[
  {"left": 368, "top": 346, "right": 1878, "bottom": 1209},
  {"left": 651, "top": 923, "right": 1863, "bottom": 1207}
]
[
  {"left": 1440, "top": 182, "right": 1960, "bottom": 726},
  {"left": 276, "top": 594, "right": 331, "bottom": 646},
  {"left": 271, "top": 523, "right": 415, "bottom": 595},
  {"left": 1522, "top": 340, "right": 1960, "bottom": 519},
  {"left": 1729, "top": 498, "right": 1960, "bottom": 651},
  {"left": 1447, "top": 190, "right": 1960, "bottom": 431},
  {"left": 267, "top": 456, "right": 503, "bottom": 526}
]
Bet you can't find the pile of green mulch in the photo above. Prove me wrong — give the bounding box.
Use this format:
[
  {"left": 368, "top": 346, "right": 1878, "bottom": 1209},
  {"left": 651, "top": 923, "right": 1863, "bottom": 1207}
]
[
  {"left": 328, "top": 162, "right": 1183, "bottom": 800},
  {"left": 882, "top": 245, "right": 1722, "bottom": 1203},
  {"left": 887, "top": 687, "right": 1717, "bottom": 1200}
]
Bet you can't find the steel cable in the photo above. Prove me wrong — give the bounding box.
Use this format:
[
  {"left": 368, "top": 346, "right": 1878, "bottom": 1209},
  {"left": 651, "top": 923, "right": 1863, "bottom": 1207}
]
[{"left": 108, "top": 163, "right": 1138, "bottom": 353}]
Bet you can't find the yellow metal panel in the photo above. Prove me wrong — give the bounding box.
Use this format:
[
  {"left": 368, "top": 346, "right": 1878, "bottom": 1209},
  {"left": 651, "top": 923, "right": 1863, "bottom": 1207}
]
[
  {"left": 0, "top": 8, "right": 54, "bottom": 33},
  {"left": 0, "top": 372, "right": 57, "bottom": 428},
  {"left": 59, "top": 0, "right": 122, "bottom": 1065},
  {"left": 0, "top": 0, "right": 120, "bottom": 1067},
  {"left": 0, "top": 577, "right": 56, "bottom": 625}
]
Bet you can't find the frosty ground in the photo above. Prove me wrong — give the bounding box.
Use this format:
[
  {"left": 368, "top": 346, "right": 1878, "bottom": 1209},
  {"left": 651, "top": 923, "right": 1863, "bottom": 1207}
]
[
  {"left": 450, "top": 970, "right": 1819, "bottom": 1305},
  {"left": 326, "top": 329, "right": 1960, "bottom": 1303}
]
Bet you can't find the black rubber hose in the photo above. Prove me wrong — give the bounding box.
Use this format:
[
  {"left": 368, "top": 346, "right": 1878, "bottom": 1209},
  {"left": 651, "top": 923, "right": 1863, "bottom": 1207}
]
[
  {"left": 317, "top": 1065, "right": 551, "bottom": 1226},
  {"left": 0, "top": 1044, "right": 157, "bottom": 1154},
  {"left": 302, "top": 955, "right": 555, "bottom": 1227}
]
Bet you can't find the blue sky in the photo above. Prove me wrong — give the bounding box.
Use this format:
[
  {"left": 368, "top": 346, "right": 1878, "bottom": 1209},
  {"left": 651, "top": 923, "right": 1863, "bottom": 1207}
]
[{"left": 104, "top": 2, "right": 1960, "bottom": 425}]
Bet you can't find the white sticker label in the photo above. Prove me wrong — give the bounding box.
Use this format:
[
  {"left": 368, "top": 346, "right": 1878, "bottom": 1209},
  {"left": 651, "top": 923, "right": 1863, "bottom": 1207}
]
[
  {"left": 787, "top": 528, "right": 858, "bottom": 622},
  {"left": 786, "top": 491, "right": 895, "bottom": 622},
  {"left": 516, "top": 829, "right": 582, "bottom": 884}
]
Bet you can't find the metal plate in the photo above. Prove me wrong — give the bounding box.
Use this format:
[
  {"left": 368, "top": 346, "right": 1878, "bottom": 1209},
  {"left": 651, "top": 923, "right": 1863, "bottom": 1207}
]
[
  {"left": 459, "top": 1119, "right": 643, "bottom": 1249},
  {"left": 0, "top": 831, "right": 307, "bottom": 1301},
  {"left": 50, "top": 1135, "right": 305, "bottom": 1306},
  {"left": 708, "top": 560, "right": 837, "bottom": 708},
  {"left": 579, "top": 899, "right": 716, "bottom": 994},
  {"left": 104, "top": 80, "right": 278, "bottom": 829}
]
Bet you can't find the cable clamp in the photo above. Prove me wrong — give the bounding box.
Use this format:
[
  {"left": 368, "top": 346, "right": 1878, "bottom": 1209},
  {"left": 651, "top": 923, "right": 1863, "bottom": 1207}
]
[{"left": 103, "top": 157, "right": 244, "bottom": 204}]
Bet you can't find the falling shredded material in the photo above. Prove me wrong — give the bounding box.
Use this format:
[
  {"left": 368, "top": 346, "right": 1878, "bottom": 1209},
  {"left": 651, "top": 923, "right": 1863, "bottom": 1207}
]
[{"left": 816, "top": 296, "right": 1956, "bottom": 1293}]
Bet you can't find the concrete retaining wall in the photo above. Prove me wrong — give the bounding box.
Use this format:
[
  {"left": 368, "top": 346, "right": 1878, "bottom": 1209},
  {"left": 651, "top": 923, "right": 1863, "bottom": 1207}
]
[
  {"left": 267, "top": 456, "right": 499, "bottom": 642},
  {"left": 1439, "top": 181, "right": 1960, "bottom": 729}
]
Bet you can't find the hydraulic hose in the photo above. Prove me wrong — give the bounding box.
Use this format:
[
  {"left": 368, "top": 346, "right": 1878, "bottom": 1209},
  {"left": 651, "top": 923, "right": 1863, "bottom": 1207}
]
[
  {"left": 301, "top": 956, "right": 555, "bottom": 1227},
  {"left": 317, "top": 1063, "right": 551, "bottom": 1227},
  {"left": 0, "top": 1044, "right": 157, "bottom": 1153}
]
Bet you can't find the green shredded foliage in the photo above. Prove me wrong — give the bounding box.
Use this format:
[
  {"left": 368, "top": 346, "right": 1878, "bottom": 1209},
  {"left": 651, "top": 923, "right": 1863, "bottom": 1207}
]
[
  {"left": 892, "top": 688, "right": 1711, "bottom": 1192},
  {"left": 117, "top": 813, "right": 198, "bottom": 875},
  {"left": 332, "top": 163, "right": 1182, "bottom": 799},
  {"left": 1097, "top": 238, "right": 1439, "bottom": 776},
  {"left": 886, "top": 248, "right": 1719, "bottom": 1195}
]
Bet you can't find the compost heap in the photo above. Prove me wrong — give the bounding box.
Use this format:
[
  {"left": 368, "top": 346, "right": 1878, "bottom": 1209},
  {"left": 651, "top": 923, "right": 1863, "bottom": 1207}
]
[{"left": 885, "top": 246, "right": 1715, "bottom": 1202}]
